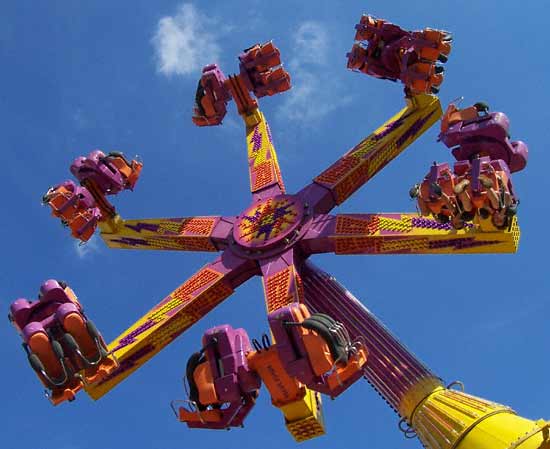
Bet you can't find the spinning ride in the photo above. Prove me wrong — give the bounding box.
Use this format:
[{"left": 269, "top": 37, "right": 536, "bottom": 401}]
[{"left": 10, "top": 12, "right": 547, "bottom": 449}]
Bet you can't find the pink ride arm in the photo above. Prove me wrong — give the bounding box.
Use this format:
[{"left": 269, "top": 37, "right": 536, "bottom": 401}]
[
  {"left": 260, "top": 248, "right": 304, "bottom": 313},
  {"left": 85, "top": 251, "right": 259, "bottom": 400},
  {"left": 298, "top": 93, "right": 442, "bottom": 214},
  {"left": 299, "top": 213, "right": 519, "bottom": 255},
  {"left": 99, "top": 216, "right": 236, "bottom": 252},
  {"left": 243, "top": 108, "right": 286, "bottom": 200},
  {"left": 257, "top": 249, "right": 326, "bottom": 435}
]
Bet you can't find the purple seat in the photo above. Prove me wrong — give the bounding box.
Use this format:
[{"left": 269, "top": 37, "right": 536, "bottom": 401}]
[
  {"left": 425, "top": 162, "right": 454, "bottom": 199},
  {"left": 440, "top": 111, "right": 528, "bottom": 173},
  {"left": 70, "top": 150, "right": 128, "bottom": 194},
  {"left": 178, "top": 324, "right": 260, "bottom": 429},
  {"left": 10, "top": 280, "right": 76, "bottom": 334},
  {"left": 192, "top": 64, "right": 229, "bottom": 127},
  {"left": 202, "top": 325, "right": 261, "bottom": 402},
  {"left": 9, "top": 280, "right": 115, "bottom": 404}
]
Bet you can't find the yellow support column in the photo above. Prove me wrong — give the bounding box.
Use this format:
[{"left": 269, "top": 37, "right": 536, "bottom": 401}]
[{"left": 408, "top": 386, "right": 550, "bottom": 449}]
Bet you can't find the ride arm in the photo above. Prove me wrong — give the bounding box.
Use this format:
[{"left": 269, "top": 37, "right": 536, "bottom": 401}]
[
  {"left": 43, "top": 150, "right": 143, "bottom": 243},
  {"left": 193, "top": 42, "right": 290, "bottom": 200},
  {"left": 298, "top": 93, "right": 442, "bottom": 214},
  {"left": 258, "top": 248, "right": 326, "bottom": 442},
  {"left": 299, "top": 213, "right": 520, "bottom": 255},
  {"left": 224, "top": 43, "right": 289, "bottom": 200},
  {"left": 98, "top": 215, "right": 236, "bottom": 252},
  {"left": 241, "top": 106, "right": 286, "bottom": 200},
  {"left": 260, "top": 249, "right": 305, "bottom": 313},
  {"left": 85, "top": 250, "right": 258, "bottom": 400}
]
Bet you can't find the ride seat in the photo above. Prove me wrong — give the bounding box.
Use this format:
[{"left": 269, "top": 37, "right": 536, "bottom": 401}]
[{"left": 268, "top": 303, "right": 368, "bottom": 397}]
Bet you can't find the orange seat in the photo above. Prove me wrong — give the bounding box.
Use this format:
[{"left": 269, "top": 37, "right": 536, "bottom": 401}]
[
  {"left": 68, "top": 210, "right": 97, "bottom": 242},
  {"left": 326, "top": 347, "right": 368, "bottom": 391},
  {"left": 27, "top": 331, "right": 64, "bottom": 381},
  {"left": 193, "top": 362, "right": 219, "bottom": 407},
  {"left": 301, "top": 333, "right": 334, "bottom": 377},
  {"left": 48, "top": 186, "right": 79, "bottom": 222},
  {"left": 108, "top": 156, "right": 142, "bottom": 190},
  {"left": 441, "top": 104, "right": 480, "bottom": 133},
  {"left": 247, "top": 347, "right": 305, "bottom": 407}
]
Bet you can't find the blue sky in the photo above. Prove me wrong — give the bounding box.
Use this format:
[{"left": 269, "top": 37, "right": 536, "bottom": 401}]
[{"left": 1, "top": 1, "right": 549, "bottom": 448}]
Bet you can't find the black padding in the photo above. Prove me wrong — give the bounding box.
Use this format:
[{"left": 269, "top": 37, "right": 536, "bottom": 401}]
[
  {"left": 474, "top": 101, "right": 490, "bottom": 113},
  {"left": 194, "top": 81, "right": 206, "bottom": 116},
  {"left": 261, "top": 333, "right": 271, "bottom": 350},
  {"left": 86, "top": 319, "right": 100, "bottom": 340},
  {"left": 63, "top": 333, "right": 79, "bottom": 352},
  {"left": 107, "top": 151, "right": 131, "bottom": 167},
  {"left": 304, "top": 313, "right": 337, "bottom": 331},
  {"left": 84, "top": 320, "right": 108, "bottom": 357},
  {"left": 304, "top": 313, "right": 335, "bottom": 331},
  {"left": 252, "top": 338, "right": 262, "bottom": 352},
  {"left": 308, "top": 312, "right": 336, "bottom": 323},
  {"left": 28, "top": 352, "right": 45, "bottom": 373},
  {"left": 302, "top": 313, "right": 349, "bottom": 364},
  {"left": 51, "top": 340, "right": 65, "bottom": 360},
  {"left": 28, "top": 352, "right": 59, "bottom": 389},
  {"left": 186, "top": 351, "right": 207, "bottom": 410}
]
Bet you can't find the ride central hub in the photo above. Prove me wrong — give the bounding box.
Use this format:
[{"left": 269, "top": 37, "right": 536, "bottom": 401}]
[{"left": 233, "top": 195, "right": 305, "bottom": 251}]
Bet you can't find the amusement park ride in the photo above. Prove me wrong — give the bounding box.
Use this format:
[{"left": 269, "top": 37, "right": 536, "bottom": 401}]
[{"left": 9, "top": 11, "right": 548, "bottom": 449}]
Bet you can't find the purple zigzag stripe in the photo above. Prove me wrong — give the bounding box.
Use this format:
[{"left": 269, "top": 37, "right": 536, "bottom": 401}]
[
  {"left": 411, "top": 217, "right": 474, "bottom": 231},
  {"left": 242, "top": 209, "right": 261, "bottom": 224},
  {"left": 112, "top": 320, "right": 156, "bottom": 351},
  {"left": 373, "top": 111, "right": 413, "bottom": 141},
  {"left": 97, "top": 344, "right": 155, "bottom": 385},
  {"left": 412, "top": 217, "right": 452, "bottom": 230},
  {"left": 395, "top": 110, "right": 436, "bottom": 148},
  {"left": 125, "top": 222, "right": 161, "bottom": 233},
  {"left": 110, "top": 237, "right": 151, "bottom": 246},
  {"left": 428, "top": 237, "right": 501, "bottom": 250},
  {"left": 250, "top": 125, "right": 262, "bottom": 152}
]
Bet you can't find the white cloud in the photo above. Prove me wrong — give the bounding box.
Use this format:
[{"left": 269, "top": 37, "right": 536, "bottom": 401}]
[
  {"left": 280, "top": 68, "right": 351, "bottom": 123},
  {"left": 74, "top": 235, "right": 100, "bottom": 259},
  {"left": 293, "top": 21, "right": 329, "bottom": 66},
  {"left": 278, "top": 21, "right": 351, "bottom": 124},
  {"left": 152, "top": 3, "right": 221, "bottom": 77}
]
